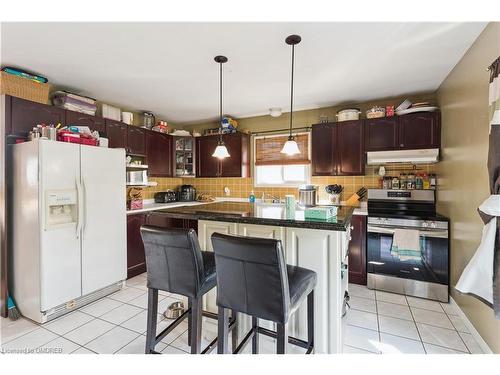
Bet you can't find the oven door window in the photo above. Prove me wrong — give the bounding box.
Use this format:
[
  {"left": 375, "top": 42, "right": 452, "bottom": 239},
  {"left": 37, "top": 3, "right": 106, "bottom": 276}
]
[{"left": 367, "top": 227, "right": 448, "bottom": 285}]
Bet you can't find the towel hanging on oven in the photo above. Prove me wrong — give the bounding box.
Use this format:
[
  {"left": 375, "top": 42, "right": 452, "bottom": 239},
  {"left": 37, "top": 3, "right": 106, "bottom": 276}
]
[{"left": 391, "top": 228, "right": 422, "bottom": 261}]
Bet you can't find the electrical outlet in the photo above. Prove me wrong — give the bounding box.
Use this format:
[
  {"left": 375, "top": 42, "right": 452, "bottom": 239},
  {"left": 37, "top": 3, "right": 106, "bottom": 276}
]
[{"left": 224, "top": 186, "right": 231, "bottom": 196}]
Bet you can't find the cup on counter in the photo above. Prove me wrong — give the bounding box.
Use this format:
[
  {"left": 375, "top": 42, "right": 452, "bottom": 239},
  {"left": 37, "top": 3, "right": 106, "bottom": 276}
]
[{"left": 285, "top": 195, "right": 296, "bottom": 210}]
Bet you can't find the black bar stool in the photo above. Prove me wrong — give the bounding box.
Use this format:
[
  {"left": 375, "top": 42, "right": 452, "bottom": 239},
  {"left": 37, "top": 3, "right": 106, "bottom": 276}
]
[
  {"left": 211, "top": 233, "right": 317, "bottom": 354},
  {"left": 140, "top": 226, "right": 236, "bottom": 354}
]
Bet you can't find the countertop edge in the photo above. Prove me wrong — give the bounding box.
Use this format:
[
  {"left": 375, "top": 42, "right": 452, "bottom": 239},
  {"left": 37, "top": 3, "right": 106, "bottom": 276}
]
[{"left": 127, "top": 197, "right": 367, "bottom": 217}]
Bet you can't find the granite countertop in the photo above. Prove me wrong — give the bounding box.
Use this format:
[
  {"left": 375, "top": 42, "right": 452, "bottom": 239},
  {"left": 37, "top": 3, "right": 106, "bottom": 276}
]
[
  {"left": 154, "top": 201, "right": 354, "bottom": 231},
  {"left": 127, "top": 198, "right": 367, "bottom": 217}
]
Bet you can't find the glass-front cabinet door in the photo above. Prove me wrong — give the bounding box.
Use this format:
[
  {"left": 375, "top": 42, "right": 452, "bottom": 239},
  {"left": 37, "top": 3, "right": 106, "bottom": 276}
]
[{"left": 174, "top": 136, "right": 195, "bottom": 177}]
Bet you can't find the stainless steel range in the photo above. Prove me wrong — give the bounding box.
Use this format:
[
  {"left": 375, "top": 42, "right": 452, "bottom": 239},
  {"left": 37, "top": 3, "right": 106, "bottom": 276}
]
[{"left": 367, "top": 189, "right": 449, "bottom": 302}]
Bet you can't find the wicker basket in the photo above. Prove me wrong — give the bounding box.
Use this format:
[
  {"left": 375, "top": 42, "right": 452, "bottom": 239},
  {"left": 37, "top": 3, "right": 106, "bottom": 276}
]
[{"left": 0, "top": 71, "right": 49, "bottom": 104}]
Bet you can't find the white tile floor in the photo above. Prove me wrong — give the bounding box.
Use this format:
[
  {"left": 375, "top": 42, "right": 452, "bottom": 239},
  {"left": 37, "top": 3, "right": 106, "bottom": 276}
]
[
  {"left": 0, "top": 276, "right": 486, "bottom": 354},
  {"left": 344, "top": 284, "right": 485, "bottom": 354}
]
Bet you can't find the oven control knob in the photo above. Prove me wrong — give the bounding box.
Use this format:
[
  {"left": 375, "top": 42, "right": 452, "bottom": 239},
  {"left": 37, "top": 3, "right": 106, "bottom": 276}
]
[
  {"left": 422, "top": 222, "right": 429, "bottom": 228},
  {"left": 430, "top": 221, "right": 437, "bottom": 228}
]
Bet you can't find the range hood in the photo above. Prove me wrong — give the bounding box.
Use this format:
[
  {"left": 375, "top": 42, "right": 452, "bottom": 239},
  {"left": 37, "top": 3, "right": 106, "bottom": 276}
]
[{"left": 367, "top": 148, "right": 439, "bottom": 165}]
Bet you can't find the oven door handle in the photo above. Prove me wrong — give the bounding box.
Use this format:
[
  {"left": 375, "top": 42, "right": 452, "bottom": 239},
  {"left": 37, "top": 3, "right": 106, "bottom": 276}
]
[{"left": 367, "top": 225, "right": 448, "bottom": 239}]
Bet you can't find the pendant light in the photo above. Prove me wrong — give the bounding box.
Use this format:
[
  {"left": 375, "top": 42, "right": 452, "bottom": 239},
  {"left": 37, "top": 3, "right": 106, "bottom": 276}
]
[
  {"left": 281, "top": 34, "right": 301, "bottom": 156},
  {"left": 212, "top": 55, "right": 230, "bottom": 159}
]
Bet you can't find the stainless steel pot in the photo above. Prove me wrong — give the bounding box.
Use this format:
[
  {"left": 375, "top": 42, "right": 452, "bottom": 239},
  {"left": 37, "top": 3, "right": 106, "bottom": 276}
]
[{"left": 298, "top": 185, "right": 318, "bottom": 207}]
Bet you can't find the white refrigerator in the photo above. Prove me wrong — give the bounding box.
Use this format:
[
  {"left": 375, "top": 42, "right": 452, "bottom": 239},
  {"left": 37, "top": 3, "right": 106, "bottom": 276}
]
[{"left": 10, "top": 140, "right": 126, "bottom": 323}]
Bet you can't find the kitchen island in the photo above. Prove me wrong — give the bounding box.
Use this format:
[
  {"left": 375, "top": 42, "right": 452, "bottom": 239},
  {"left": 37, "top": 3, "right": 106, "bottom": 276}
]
[{"left": 156, "top": 201, "right": 353, "bottom": 354}]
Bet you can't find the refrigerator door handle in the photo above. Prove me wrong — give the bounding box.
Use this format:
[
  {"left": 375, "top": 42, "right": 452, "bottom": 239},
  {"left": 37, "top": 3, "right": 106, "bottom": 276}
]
[
  {"left": 76, "top": 178, "right": 83, "bottom": 239},
  {"left": 82, "top": 177, "right": 87, "bottom": 236}
]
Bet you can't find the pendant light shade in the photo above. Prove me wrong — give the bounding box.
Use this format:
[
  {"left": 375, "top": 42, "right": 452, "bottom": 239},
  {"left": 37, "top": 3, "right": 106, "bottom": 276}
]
[
  {"left": 212, "top": 141, "right": 231, "bottom": 158},
  {"left": 281, "top": 136, "right": 301, "bottom": 155},
  {"left": 281, "top": 34, "right": 301, "bottom": 156},
  {"left": 212, "top": 55, "right": 230, "bottom": 159}
]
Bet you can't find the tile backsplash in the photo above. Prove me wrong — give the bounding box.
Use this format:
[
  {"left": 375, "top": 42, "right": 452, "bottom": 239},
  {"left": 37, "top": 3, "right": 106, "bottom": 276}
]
[{"left": 131, "top": 164, "right": 436, "bottom": 203}]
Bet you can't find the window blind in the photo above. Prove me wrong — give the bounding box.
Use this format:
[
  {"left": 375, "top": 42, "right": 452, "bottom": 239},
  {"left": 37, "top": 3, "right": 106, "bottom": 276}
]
[{"left": 255, "top": 133, "right": 310, "bottom": 166}]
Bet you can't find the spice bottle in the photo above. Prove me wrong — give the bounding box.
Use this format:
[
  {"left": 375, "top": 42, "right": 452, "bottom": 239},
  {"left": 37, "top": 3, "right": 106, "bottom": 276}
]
[
  {"left": 392, "top": 176, "right": 400, "bottom": 190},
  {"left": 400, "top": 173, "right": 407, "bottom": 190},
  {"left": 415, "top": 173, "right": 423, "bottom": 190}
]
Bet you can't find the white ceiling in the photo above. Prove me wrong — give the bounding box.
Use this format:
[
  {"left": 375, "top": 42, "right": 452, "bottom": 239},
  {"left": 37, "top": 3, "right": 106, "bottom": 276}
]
[{"left": 1, "top": 22, "right": 486, "bottom": 124}]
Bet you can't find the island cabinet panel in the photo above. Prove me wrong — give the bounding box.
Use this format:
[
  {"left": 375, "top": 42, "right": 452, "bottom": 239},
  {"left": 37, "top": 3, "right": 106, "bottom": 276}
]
[
  {"left": 146, "top": 130, "right": 173, "bottom": 177},
  {"left": 347, "top": 215, "right": 367, "bottom": 285},
  {"left": 398, "top": 112, "right": 440, "bottom": 150},
  {"left": 9, "top": 96, "right": 66, "bottom": 136},
  {"left": 105, "top": 119, "right": 128, "bottom": 149},
  {"left": 197, "top": 220, "right": 238, "bottom": 314},
  {"left": 364, "top": 117, "right": 399, "bottom": 151},
  {"left": 311, "top": 121, "right": 364, "bottom": 176},
  {"left": 127, "top": 214, "right": 147, "bottom": 279},
  {"left": 285, "top": 227, "right": 346, "bottom": 354},
  {"left": 196, "top": 133, "right": 250, "bottom": 177},
  {"left": 66, "top": 110, "right": 105, "bottom": 134},
  {"left": 127, "top": 126, "right": 146, "bottom": 155}
]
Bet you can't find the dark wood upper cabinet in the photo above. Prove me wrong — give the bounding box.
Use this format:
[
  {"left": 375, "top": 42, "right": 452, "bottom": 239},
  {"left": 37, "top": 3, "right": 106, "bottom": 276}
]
[
  {"left": 337, "top": 120, "right": 365, "bottom": 175},
  {"left": 348, "top": 215, "right": 367, "bottom": 285},
  {"left": 220, "top": 133, "right": 250, "bottom": 177},
  {"left": 9, "top": 96, "right": 66, "bottom": 136},
  {"left": 146, "top": 130, "right": 173, "bottom": 177},
  {"left": 311, "top": 123, "right": 336, "bottom": 176},
  {"left": 127, "top": 213, "right": 146, "bottom": 279},
  {"left": 364, "top": 117, "right": 398, "bottom": 151},
  {"left": 196, "top": 133, "right": 250, "bottom": 177},
  {"left": 365, "top": 112, "right": 441, "bottom": 151},
  {"left": 398, "top": 112, "right": 441, "bottom": 150},
  {"left": 311, "top": 120, "right": 364, "bottom": 176},
  {"left": 127, "top": 126, "right": 146, "bottom": 155},
  {"left": 66, "top": 110, "right": 105, "bottom": 134},
  {"left": 196, "top": 135, "right": 220, "bottom": 177},
  {"left": 105, "top": 119, "right": 128, "bottom": 149}
]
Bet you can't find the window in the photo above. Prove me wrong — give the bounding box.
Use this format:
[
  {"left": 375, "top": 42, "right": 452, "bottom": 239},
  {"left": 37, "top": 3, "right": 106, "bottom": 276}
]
[{"left": 253, "top": 133, "right": 311, "bottom": 187}]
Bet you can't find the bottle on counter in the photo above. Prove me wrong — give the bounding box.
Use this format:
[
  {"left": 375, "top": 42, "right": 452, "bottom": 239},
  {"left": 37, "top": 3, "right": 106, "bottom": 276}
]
[
  {"left": 383, "top": 176, "right": 392, "bottom": 189},
  {"left": 400, "top": 173, "right": 407, "bottom": 190},
  {"left": 407, "top": 172, "right": 415, "bottom": 190},
  {"left": 423, "top": 173, "right": 430, "bottom": 189},
  {"left": 429, "top": 174, "right": 437, "bottom": 189},
  {"left": 415, "top": 173, "right": 424, "bottom": 190},
  {"left": 392, "top": 176, "right": 400, "bottom": 190},
  {"left": 249, "top": 190, "right": 256, "bottom": 203}
]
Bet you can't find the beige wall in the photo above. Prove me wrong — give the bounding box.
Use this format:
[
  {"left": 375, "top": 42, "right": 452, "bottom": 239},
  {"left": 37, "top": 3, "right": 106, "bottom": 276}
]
[
  {"left": 183, "top": 93, "right": 437, "bottom": 134},
  {"left": 436, "top": 22, "right": 500, "bottom": 353}
]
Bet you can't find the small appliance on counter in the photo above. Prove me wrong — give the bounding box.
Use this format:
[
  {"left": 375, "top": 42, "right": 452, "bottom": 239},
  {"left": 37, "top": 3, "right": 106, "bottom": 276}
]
[
  {"left": 298, "top": 185, "right": 318, "bottom": 207},
  {"left": 177, "top": 185, "right": 197, "bottom": 202},
  {"left": 154, "top": 191, "right": 178, "bottom": 203}
]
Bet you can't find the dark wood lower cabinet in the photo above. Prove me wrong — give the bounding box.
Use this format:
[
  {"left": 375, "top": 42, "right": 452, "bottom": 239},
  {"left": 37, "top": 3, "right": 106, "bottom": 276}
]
[
  {"left": 145, "top": 212, "right": 198, "bottom": 232},
  {"left": 126, "top": 212, "right": 198, "bottom": 279},
  {"left": 127, "top": 214, "right": 147, "bottom": 279},
  {"left": 348, "top": 215, "right": 367, "bottom": 285}
]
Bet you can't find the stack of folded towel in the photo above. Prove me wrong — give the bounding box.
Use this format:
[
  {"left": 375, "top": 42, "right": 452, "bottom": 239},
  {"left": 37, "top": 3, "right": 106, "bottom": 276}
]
[
  {"left": 52, "top": 91, "right": 97, "bottom": 115},
  {"left": 391, "top": 229, "right": 422, "bottom": 261}
]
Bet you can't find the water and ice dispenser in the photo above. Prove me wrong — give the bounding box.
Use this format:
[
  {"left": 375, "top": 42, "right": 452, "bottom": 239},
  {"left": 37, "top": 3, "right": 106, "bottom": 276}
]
[{"left": 45, "top": 190, "right": 78, "bottom": 229}]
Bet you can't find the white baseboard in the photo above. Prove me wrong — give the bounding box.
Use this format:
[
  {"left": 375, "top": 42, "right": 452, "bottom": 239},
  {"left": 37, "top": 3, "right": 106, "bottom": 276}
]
[{"left": 449, "top": 296, "right": 493, "bottom": 354}]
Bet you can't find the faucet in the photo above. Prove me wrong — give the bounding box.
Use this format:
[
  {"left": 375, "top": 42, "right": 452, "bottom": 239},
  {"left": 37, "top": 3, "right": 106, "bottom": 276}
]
[{"left": 261, "top": 193, "right": 281, "bottom": 203}]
